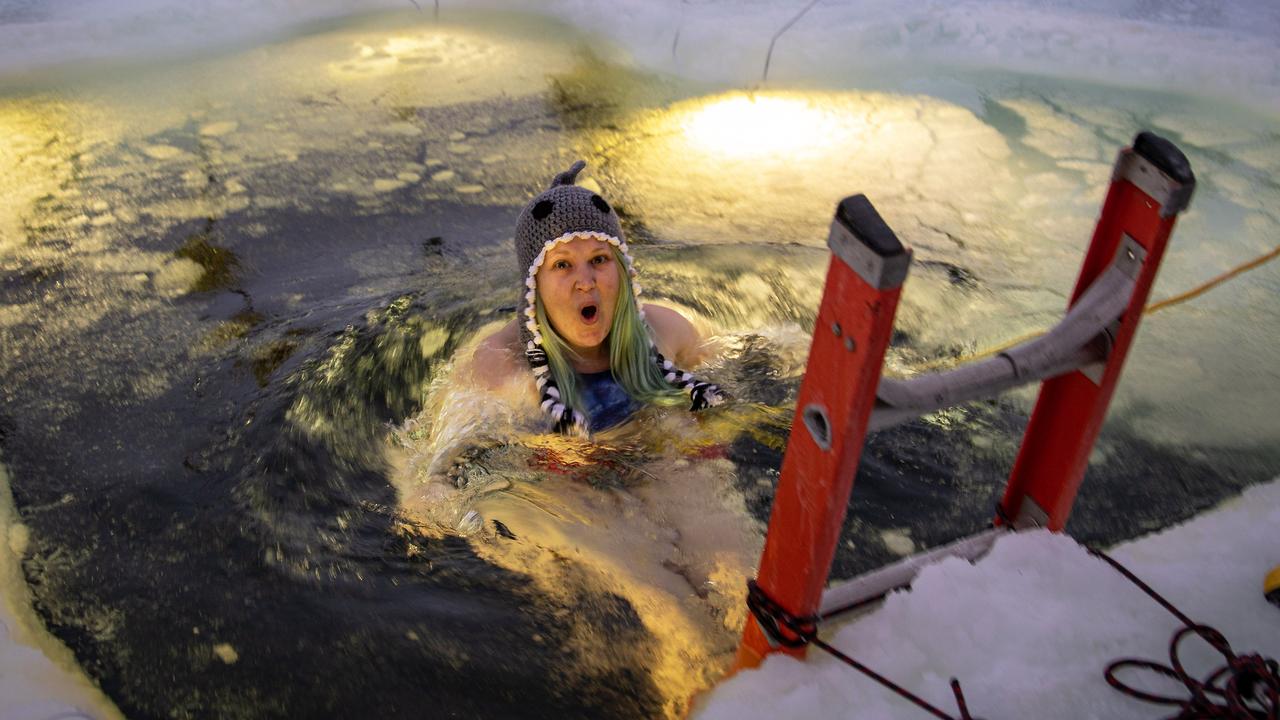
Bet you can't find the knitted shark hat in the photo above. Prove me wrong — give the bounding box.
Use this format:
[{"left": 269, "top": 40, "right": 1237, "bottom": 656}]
[{"left": 514, "top": 160, "right": 723, "bottom": 433}]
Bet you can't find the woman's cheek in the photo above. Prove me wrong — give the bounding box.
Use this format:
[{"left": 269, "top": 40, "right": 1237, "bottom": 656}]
[{"left": 602, "top": 266, "right": 620, "bottom": 296}]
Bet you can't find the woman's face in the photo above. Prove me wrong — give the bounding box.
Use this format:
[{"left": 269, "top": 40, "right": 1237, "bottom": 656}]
[{"left": 536, "top": 236, "right": 621, "bottom": 354}]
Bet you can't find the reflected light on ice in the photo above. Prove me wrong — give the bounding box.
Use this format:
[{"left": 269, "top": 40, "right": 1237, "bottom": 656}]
[
  {"left": 0, "top": 102, "right": 78, "bottom": 254},
  {"left": 327, "top": 28, "right": 508, "bottom": 82},
  {"left": 612, "top": 89, "right": 1014, "bottom": 251},
  {"left": 681, "top": 94, "right": 852, "bottom": 159}
]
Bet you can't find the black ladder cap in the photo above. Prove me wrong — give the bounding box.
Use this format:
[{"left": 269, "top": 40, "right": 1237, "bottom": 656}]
[
  {"left": 1134, "top": 132, "right": 1195, "bottom": 187},
  {"left": 835, "top": 195, "right": 905, "bottom": 259}
]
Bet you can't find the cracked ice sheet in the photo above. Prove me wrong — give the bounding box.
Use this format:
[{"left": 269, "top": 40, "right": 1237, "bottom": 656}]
[
  {"left": 608, "top": 90, "right": 1016, "bottom": 253},
  {"left": 7, "top": 1, "right": 1280, "bottom": 112},
  {"left": 473, "top": 0, "right": 1280, "bottom": 112},
  {"left": 604, "top": 90, "right": 1058, "bottom": 384},
  {"left": 884, "top": 86, "right": 1280, "bottom": 446},
  {"left": 0, "top": 11, "right": 593, "bottom": 393},
  {"left": 43, "top": 11, "right": 590, "bottom": 212},
  {"left": 694, "top": 477, "right": 1280, "bottom": 720},
  {"left": 595, "top": 85, "right": 1280, "bottom": 449}
]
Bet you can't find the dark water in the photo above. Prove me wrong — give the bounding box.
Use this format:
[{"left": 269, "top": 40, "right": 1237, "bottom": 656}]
[{"left": 1, "top": 10, "right": 1277, "bottom": 720}]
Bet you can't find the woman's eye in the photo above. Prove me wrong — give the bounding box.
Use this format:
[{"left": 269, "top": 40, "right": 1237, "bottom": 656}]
[
  {"left": 590, "top": 255, "right": 608, "bottom": 265},
  {"left": 554, "top": 260, "right": 570, "bottom": 270}
]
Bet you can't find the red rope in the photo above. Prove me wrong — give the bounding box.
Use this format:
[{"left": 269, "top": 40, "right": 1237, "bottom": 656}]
[
  {"left": 747, "top": 538, "right": 1274, "bottom": 717},
  {"left": 1090, "top": 547, "right": 1280, "bottom": 719},
  {"left": 743, "top": 540, "right": 1277, "bottom": 720}
]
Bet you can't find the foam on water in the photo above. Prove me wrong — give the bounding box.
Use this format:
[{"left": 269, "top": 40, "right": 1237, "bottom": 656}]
[{"left": 390, "top": 329, "right": 781, "bottom": 717}]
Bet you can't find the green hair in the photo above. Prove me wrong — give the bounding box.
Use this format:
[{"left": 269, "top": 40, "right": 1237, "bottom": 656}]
[{"left": 534, "top": 247, "right": 685, "bottom": 418}]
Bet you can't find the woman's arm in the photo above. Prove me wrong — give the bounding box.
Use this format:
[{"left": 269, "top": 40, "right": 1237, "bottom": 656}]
[
  {"left": 469, "top": 319, "right": 525, "bottom": 389},
  {"left": 642, "top": 303, "right": 710, "bottom": 368},
  {"left": 403, "top": 320, "right": 528, "bottom": 533}
]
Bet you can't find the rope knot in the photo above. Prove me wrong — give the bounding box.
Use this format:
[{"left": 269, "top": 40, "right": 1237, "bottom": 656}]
[
  {"left": 743, "top": 579, "right": 988, "bottom": 720},
  {"left": 1104, "top": 620, "right": 1280, "bottom": 718},
  {"left": 1226, "top": 653, "right": 1280, "bottom": 713},
  {"left": 745, "top": 580, "right": 817, "bottom": 649}
]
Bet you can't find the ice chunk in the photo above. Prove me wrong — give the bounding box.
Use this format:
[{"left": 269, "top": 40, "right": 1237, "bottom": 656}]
[
  {"left": 199, "top": 121, "right": 239, "bottom": 137},
  {"left": 142, "top": 145, "right": 185, "bottom": 161},
  {"left": 373, "top": 179, "right": 407, "bottom": 192}
]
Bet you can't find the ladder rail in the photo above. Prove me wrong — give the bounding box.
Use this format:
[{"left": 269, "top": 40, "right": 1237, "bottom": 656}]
[{"left": 819, "top": 527, "right": 1009, "bottom": 619}]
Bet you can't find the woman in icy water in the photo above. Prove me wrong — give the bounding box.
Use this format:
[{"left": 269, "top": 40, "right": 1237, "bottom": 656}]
[
  {"left": 409, "top": 161, "right": 726, "bottom": 530},
  {"left": 471, "top": 160, "right": 724, "bottom": 433}
]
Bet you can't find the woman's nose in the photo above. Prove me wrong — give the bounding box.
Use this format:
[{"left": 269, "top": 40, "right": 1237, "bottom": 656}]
[{"left": 573, "top": 267, "right": 596, "bottom": 291}]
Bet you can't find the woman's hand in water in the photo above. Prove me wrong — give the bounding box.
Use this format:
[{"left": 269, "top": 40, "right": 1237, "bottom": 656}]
[
  {"left": 413, "top": 445, "right": 513, "bottom": 535},
  {"left": 413, "top": 478, "right": 481, "bottom": 534}
]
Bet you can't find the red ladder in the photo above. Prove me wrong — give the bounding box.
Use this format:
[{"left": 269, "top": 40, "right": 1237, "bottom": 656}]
[{"left": 734, "top": 132, "right": 1196, "bottom": 670}]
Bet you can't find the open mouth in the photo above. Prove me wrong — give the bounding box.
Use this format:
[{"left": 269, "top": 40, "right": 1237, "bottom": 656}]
[{"left": 580, "top": 304, "right": 598, "bottom": 323}]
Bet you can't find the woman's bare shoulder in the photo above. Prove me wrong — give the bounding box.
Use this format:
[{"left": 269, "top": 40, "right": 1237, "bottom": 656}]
[
  {"left": 642, "top": 303, "right": 708, "bottom": 367},
  {"left": 470, "top": 319, "right": 525, "bottom": 389}
]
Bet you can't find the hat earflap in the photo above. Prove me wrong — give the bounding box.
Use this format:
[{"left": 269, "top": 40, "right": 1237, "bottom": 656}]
[
  {"left": 525, "top": 343, "right": 587, "bottom": 435},
  {"left": 652, "top": 351, "right": 725, "bottom": 411}
]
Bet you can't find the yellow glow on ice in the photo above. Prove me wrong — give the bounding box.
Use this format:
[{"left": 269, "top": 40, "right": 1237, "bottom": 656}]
[
  {"left": 330, "top": 30, "right": 500, "bottom": 80},
  {"left": 599, "top": 88, "right": 1015, "bottom": 247},
  {"left": 0, "top": 102, "right": 78, "bottom": 254},
  {"left": 680, "top": 93, "right": 848, "bottom": 159}
]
